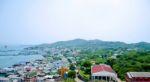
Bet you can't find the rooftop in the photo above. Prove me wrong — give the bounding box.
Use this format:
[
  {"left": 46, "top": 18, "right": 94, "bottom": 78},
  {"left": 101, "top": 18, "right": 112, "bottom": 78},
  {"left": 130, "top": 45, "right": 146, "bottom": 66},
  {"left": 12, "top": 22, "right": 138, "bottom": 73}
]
[
  {"left": 91, "top": 64, "right": 114, "bottom": 74},
  {"left": 0, "top": 77, "right": 9, "bottom": 80},
  {"left": 127, "top": 72, "right": 150, "bottom": 78}
]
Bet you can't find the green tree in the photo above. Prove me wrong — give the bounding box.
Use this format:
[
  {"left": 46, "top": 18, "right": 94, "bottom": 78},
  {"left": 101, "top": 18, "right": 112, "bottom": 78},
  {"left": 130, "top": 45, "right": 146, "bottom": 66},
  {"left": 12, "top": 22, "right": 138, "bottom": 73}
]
[
  {"left": 68, "top": 71, "right": 76, "bottom": 78},
  {"left": 81, "top": 60, "right": 92, "bottom": 74},
  {"left": 106, "top": 58, "right": 116, "bottom": 66},
  {"left": 70, "top": 64, "right": 76, "bottom": 70},
  {"left": 82, "top": 60, "right": 91, "bottom": 67},
  {"left": 112, "top": 50, "right": 150, "bottom": 80}
]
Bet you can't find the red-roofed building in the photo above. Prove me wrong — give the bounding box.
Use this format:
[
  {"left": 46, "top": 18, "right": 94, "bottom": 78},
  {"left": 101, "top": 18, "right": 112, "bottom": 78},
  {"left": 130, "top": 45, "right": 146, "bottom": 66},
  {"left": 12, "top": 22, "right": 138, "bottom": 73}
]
[
  {"left": 125, "top": 72, "right": 150, "bottom": 82},
  {"left": 91, "top": 64, "right": 117, "bottom": 82}
]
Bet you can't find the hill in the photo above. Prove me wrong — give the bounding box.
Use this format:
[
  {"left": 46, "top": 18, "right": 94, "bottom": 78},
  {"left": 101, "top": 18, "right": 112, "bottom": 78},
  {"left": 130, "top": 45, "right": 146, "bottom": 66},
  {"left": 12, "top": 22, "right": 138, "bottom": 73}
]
[{"left": 27, "top": 39, "right": 150, "bottom": 50}]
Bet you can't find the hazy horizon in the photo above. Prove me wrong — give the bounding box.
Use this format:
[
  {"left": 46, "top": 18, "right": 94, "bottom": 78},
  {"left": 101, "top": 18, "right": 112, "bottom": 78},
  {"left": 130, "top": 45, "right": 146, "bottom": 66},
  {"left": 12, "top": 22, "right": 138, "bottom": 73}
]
[
  {"left": 0, "top": 0, "right": 150, "bottom": 45},
  {"left": 0, "top": 38, "right": 150, "bottom": 46}
]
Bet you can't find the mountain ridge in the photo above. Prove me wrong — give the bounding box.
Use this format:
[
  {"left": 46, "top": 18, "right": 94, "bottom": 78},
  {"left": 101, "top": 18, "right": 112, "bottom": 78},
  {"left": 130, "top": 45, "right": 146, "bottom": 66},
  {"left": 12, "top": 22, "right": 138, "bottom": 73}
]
[{"left": 31, "top": 39, "right": 150, "bottom": 49}]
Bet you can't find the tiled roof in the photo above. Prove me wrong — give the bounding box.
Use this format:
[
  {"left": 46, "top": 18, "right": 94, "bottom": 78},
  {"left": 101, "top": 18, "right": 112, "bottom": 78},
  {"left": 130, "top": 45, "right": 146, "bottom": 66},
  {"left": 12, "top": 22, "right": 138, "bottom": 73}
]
[
  {"left": 127, "top": 72, "right": 150, "bottom": 78},
  {"left": 91, "top": 64, "right": 113, "bottom": 73}
]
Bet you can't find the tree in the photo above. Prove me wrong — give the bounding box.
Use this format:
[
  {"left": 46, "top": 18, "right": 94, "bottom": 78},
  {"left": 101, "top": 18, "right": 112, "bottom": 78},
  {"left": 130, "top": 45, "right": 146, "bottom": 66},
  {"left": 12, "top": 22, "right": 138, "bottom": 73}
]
[
  {"left": 68, "top": 71, "right": 76, "bottom": 78},
  {"left": 106, "top": 58, "right": 116, "bottom": 66},
  {"left": 81, "top": 60, "right": 92, "bottom": 74},
  {"left": 70, "top": 64, "right": 76, "bottom": 70},
  {"left": 82, "top": 60, "right": 91, "bottom": 68},
  {"left": 112, "top": 50, "right": 150, "bottom": 80},
  {"left": 95, "top": 58, "right": 105, "bottom": 64}
]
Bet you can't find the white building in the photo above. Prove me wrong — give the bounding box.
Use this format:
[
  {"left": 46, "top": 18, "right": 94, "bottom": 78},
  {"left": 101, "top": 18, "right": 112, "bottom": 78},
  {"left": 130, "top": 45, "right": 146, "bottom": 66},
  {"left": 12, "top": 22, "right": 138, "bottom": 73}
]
[{"left": 91, "top": 64, "right": 117, "bottom": 82}]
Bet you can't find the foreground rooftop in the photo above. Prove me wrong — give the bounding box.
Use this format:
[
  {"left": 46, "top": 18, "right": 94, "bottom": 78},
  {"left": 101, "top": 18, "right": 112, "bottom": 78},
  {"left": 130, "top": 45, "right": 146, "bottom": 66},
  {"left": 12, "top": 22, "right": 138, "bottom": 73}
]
[{"left": 127, "top": 72, "right": 150, "bottom": 78}]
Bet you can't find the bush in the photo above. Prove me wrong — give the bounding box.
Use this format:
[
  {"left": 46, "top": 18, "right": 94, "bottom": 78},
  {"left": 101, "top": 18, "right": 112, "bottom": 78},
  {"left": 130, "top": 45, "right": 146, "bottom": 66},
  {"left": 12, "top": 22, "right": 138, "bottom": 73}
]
[
  {"left": 63, "top": 78, "right": 75, "bottom": 82},
  {"left": 70, "top": 64, "right": 76, "bottom": 70},
  {"left": 68, "top": 70, "right": 76, "bottom": 78},
  {"left": 79, "top": 70, "right": 90, "bottom": 81}
]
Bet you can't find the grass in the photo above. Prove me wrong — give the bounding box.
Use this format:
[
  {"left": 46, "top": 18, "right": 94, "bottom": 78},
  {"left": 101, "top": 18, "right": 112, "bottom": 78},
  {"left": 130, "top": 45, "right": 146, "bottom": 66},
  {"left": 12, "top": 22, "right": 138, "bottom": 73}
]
[{"left": 63, "top": 78, "right": 76, "bottom": 82}]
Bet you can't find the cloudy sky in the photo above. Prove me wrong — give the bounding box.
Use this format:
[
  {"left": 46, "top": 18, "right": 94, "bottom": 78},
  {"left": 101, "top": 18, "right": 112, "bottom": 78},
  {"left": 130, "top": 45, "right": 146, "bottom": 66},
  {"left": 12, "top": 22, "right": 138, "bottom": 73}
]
[{"left": 0, "top": 0, "right": 150, "bottom": 44}]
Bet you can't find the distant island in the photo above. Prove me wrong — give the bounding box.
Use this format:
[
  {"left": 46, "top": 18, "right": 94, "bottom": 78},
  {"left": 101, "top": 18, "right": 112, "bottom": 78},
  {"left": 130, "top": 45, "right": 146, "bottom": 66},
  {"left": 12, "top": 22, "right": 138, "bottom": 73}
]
[
  {"left": 26, "top": 39, "right": 150, "bottom": 50},
  {"left": 1, "top": 39, "right": 150, "bottom": 56}
]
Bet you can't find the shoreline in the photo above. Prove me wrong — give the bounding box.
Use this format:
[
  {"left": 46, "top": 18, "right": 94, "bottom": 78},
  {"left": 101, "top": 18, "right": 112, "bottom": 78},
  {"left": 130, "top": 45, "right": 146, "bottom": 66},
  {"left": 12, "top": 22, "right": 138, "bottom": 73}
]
[{"left": 0, "top": 55, "right": 44, "bottom": 69}]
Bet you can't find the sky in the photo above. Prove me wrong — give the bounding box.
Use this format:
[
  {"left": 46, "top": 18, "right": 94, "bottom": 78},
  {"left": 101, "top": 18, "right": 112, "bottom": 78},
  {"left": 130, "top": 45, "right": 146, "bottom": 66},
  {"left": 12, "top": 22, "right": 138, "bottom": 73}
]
[{"left": 0, "top": 0, "right": 150, "bottom": 45}]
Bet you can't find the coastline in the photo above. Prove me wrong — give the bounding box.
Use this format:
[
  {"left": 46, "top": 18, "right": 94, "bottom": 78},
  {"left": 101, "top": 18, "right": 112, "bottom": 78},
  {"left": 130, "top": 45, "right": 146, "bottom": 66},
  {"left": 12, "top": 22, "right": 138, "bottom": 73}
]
[{"left": 0, "top": 55, "right": 44, "bottom": 69}]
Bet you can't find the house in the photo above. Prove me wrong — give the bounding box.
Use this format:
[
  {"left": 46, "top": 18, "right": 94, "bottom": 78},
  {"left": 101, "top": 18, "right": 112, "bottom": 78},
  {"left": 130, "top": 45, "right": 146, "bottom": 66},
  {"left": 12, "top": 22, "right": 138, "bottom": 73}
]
[
  {"left": 24, "top": 76, "right": 37, "bottom": 82},
  {"left": 91, "top": 64, "right": 117, "bottom": 82},
  {"left": 125, "top": 72, "right": 150, "bottom": 82},
  {"left": 0, "top": 77, "right": 9, "bottom": 82},
  {"left": 8, "top": 74, "right": 22, "bottom": 82}
]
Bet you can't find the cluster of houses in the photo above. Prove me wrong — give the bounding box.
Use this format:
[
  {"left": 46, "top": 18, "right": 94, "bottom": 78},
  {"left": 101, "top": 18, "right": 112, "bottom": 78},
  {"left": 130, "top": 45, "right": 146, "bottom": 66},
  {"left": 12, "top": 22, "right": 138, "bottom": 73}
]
[
  {"left": 1, "top": 60, "right": 150, "bottom": 82},
  {"left": 0, "top": 47, "right": 150, "bottom": 82},
  {"left": 0, "top": 54, "right": 69, "bottom": 82}
]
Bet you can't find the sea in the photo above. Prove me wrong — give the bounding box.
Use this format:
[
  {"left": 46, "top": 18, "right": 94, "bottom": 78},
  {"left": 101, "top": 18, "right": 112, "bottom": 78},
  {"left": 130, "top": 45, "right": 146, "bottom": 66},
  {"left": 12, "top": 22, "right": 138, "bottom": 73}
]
[{"left": 0, "top": 45, "right": 44, "bottom": 68}]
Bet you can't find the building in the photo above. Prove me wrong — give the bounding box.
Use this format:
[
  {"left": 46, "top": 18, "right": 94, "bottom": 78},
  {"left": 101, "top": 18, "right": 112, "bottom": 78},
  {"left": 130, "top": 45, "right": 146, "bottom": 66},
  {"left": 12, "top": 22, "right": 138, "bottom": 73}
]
[
  {"left": 91, "top": 64, "right": 117, "bottom": 82},
  {"left": 0, "top": 77, "right": 9, "bottom": 82},
  {"left": 125, "top": 72, "right": 150, "bottom": 82},
  {"left": 8, "top": 74, "right": 22, "bottom": 82},
  {"left": 24, "top": 76, "right": 37, "bottom": 82}
]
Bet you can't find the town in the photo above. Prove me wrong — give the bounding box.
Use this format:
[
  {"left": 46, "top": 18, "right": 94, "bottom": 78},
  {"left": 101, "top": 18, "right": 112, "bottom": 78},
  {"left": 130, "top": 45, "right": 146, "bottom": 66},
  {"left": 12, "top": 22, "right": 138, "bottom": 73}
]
[
  {"left": 0, "top": 42, "right": 150, "bottom": 82},
  {"left": 1, "top": 0, "right": 150, "bottom": 82}
]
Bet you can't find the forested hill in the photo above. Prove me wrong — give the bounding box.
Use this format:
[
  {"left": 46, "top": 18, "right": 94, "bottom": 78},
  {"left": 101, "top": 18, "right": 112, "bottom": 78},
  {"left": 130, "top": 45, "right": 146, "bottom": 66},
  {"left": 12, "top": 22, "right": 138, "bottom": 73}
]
[{"left": 28, "top": 39, "right": 150, "bottom": 49}]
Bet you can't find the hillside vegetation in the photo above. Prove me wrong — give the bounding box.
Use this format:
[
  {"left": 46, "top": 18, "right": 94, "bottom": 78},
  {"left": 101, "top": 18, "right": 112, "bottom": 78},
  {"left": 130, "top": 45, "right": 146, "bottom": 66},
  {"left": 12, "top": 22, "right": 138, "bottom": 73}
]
[
  {"left": 111, "top": 50, "right": 150, "bottom": 80},
  {"left": 28, "top": 39, "right": 150, "bottom": 49}
]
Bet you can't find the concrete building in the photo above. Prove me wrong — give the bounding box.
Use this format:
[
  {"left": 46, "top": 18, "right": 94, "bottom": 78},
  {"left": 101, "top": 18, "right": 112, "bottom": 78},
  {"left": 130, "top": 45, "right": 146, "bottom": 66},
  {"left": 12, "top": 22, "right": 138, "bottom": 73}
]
[
  {"left": 125, "top": 72, "right": 150, "bottom": 82},
  {"left": 24, "top": 76, "right": 37, "bottom": 82},
  {"left": 0, "top": 77, "right": 9, "bottom": 82},
  {"left": 8, "top": 74, "right": 22, "bottom": 82},
  {"left": 91, "top": 64, "right": 117, "bottom": 82}
]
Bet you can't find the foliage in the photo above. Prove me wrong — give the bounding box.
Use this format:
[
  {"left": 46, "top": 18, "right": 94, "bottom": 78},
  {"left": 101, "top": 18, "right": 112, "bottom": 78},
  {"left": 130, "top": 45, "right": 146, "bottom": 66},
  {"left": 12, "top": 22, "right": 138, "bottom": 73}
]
[
  {"left": 95, "top": 57, "right": 105, "bottom": 64},
  {"left": 82, "top": 60, "right": 91, "bottom": 67},
  {"left": 63, "top": 78, "right": 76, "bottom": 82},
  {"left": 79, "top": 70, "right": 90, "bottom": 81},
  {"left": 33, "top": 39, "right": 150, "bottom": 49},
  {"left": 111, "top": 50, "right": 150, "bottom": 80},
  {"left": 25, "top": 71, "right": 37, "bottom": 78},
  {"left": 68, "top": 70, "right": 76, "bottom": 78},
  {"left": 70, "top": 64, "right": 76, "bottom": 70},
  {"left": 106, "top": 58, "right": 116, "bottom": 67},
  {"left": 77, "top": 60, "right": 92, "bottom": 81},
  {"left": 81, "top": 60, "right": 92, "bottom": 74}
]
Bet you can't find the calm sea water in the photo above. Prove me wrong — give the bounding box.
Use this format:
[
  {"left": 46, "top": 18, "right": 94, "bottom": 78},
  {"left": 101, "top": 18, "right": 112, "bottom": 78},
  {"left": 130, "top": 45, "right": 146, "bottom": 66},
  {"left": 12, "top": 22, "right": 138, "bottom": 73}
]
[
  {"left": 0, "top": 55, "right": 44, "bottom": 68},
  {"left": 0, "top": 45, "right": 44, "bottom": 68}
]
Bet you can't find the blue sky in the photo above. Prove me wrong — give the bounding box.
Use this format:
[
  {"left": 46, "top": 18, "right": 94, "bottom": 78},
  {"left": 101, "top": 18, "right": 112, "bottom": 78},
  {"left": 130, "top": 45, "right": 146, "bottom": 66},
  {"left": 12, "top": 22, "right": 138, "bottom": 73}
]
[{"left": 0, "top": 0, "right": 150, "bottom": 44}]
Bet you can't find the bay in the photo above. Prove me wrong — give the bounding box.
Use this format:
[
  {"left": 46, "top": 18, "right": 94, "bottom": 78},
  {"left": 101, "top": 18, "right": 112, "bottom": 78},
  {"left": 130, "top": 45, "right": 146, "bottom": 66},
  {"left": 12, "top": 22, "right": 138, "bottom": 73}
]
[
  {"left": 0, "top": 55, "right": 44, "bottom": 68},
  {"left": 0, "top": 45, "right": 44, "bottom": 68}
]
